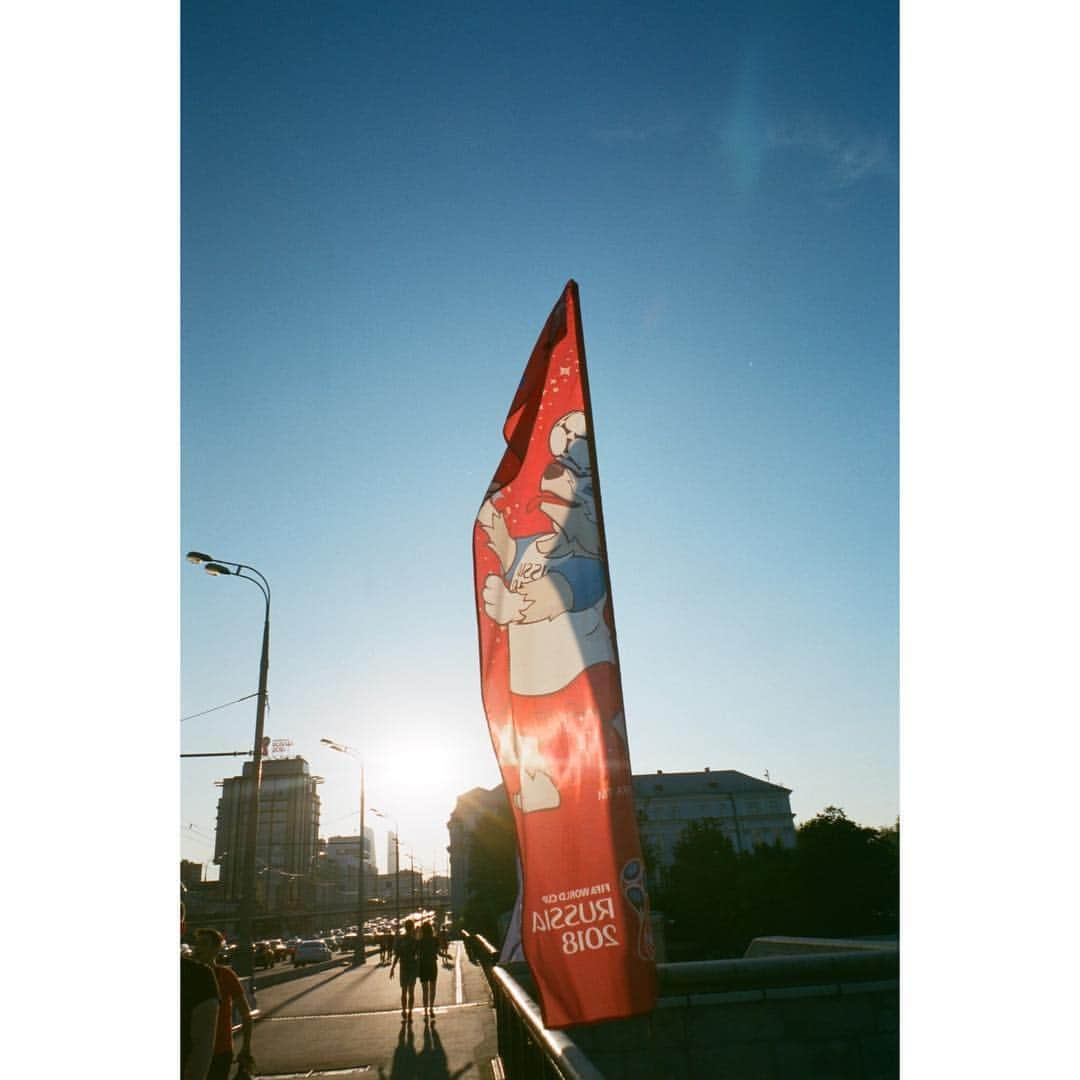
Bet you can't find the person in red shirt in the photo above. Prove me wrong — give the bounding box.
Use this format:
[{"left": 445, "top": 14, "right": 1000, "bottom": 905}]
[{"left": 193, "top": 929, "right": 255, "bottom": 1080}]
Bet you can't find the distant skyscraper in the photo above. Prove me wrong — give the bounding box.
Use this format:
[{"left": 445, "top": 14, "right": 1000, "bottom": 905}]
[
  {"left": 214, "top": 756, "right": 321, "bottom": 912},
  {"left": 364, "top": 824, "right": 376, "bottom": 872},
  {"left": 325, "top": 827, "right": 377, "bottom": 873},
  {"left": 325, "top": 831, "right": 378, "bottom": 902},
  {"left": 387, "top": 831, "right": 398, "bottom": 876}
]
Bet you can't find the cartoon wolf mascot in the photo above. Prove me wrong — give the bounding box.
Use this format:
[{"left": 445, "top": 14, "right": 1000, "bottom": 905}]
[{"left": 478, "top": 410, "right": 625, "bottom": 813}]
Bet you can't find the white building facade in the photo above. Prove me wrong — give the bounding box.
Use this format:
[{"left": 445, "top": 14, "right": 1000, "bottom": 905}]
[
  {"left": 446, "top": 769, "right": 797, "bottom": 916},
  {"left": 633, "top": 769, "right": 796, "bottom": 877}
]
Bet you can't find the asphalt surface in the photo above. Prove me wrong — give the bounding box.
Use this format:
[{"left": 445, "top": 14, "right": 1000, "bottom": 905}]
[{"left": 243, "top": 940, "right": 499, "bottom": 1078}]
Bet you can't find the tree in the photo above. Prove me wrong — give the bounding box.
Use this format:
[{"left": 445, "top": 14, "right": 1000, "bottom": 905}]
[
  {"left": 793, "top": 807, "right": 898, "bottom": 937},
  {"left": 658, "top": 806, "right": 899, "bottom": 959},
  {"left": 663, "top": 819, "right": 742, "bottom": 957},
  {"left": 639, "top": 827, "right": 665, "bottom": 903},
  {"left": 732, "top": 839, "right": 798, "bottom": 944}
]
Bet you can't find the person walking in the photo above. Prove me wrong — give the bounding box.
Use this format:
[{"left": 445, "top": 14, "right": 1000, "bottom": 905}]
[
  {"left": 193, "top": 928, "right": 255, "bottom": 1080},
  {"left": 389, "top": 919, "right": 420, "bottom": 1022},
  {"left": 181, "top": 903, "right": 219, "bottom": 1080},
  {"left": 417, "top": 921, "right": 440, "bottom": 1020}
]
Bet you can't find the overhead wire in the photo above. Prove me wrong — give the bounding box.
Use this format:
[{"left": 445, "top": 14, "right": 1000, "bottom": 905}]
[{"left": 181, "top": 692, "right": 259, "bottom": 722}]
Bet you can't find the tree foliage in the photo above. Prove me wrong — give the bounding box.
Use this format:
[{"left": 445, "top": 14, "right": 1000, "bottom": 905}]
[
  {"left": 656, "top": 806, "right": 899, "bottom": 959},
  {"left": 792, "top": 807, "right": 898, "bottom": 938},
  {"left": 662, "top": 820, "right": 742, "bottom": 954},
  {"left": 458, "top": 800, "right": 899, "bottom": 961}
]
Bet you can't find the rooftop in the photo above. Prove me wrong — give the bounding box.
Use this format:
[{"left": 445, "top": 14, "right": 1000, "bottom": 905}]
[
  {"left": 633, "top": 769, "right": 792, "bottom": 797},
  {"left": 452, "top": 769, "right": 792, "bottom": 817}
]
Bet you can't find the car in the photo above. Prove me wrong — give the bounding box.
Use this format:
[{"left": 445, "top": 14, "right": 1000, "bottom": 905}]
[
  {"left": 252, "top": 941, "right": 277, "bottom": 969},
  {"left": 293, "top": 939, "right": 333, "bottom": 967},
  {"left": 180, "top": 943, "right": 193, "bottom": 957}
]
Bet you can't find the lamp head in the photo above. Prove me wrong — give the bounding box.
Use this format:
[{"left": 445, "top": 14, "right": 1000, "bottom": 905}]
[
  {"left": 204, "top": 562, "right": 233, "bottom": 577},
  {"left": 186, "top": 551, "right": 214, "bottom": 565}
]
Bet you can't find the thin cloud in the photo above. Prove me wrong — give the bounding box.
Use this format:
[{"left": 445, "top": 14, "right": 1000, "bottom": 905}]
[
  {"left": 832, "top": 134, "right": 892, "bottom": 186},
  {"left": 769, "top": 117, "right": 894, "bottom": 189}
]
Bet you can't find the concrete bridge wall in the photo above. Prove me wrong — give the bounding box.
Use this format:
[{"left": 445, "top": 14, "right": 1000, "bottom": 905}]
[{"left": 504, "top": 939, "right": 899, "bottom": 1079}]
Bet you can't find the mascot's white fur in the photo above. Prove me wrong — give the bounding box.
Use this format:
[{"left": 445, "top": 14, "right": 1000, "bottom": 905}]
[{"left": 478, "top": 411, "right": 617, "bottom": 813}]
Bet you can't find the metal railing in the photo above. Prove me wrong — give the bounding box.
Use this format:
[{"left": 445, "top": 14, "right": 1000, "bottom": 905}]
[
  {"left": 459, "top": 929, "right": 899, "bottom": 1079},
  {"left": 461, "top": 931, "right": 603, "bottom": 1080}
]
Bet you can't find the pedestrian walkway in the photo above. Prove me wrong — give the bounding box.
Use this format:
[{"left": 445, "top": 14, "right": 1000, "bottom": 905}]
[{"left": 247, "top": 940, "right": 499, "bottom": 1078}]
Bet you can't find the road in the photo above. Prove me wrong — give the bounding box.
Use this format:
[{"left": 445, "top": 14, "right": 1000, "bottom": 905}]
[{"left": 244, "top": 940, "right": 499, "bottom": 1078}]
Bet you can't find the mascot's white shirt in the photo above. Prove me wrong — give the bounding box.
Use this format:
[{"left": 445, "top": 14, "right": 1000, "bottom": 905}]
[{"left": 506, "top": 536, "right": 615, "bottom": 697}]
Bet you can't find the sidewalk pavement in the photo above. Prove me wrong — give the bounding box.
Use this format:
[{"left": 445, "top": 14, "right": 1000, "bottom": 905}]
[
  {"left": 250, "top": 1001, "right": 498, "bottom": 1077},
  {"left": 241, "top": 942, "right": 500, "bottom": 1078}
]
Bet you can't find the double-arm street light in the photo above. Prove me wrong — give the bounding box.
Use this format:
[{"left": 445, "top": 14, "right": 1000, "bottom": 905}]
[
  {"left": 371, "top": 807, "right": 400, "bottom": 926},
  {"left": 186, "top": 551, "right": 270, "bottom": 979},
  {"left": 320, "top": 737, "right": 367, "bottom": 965}
]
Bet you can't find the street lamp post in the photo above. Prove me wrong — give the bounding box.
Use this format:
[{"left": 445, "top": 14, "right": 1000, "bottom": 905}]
[
  {"left": 404, "top": 851, "right": 417, "bottom": 910},
  {"left": 371, "top": 808, "right": 400, "bottom": 927},
  {"left": 321, "top": 737, "right": 367, "bottom": 965},
  {"left": 186, "top": 551, "right": 270, "bottom": 979}
]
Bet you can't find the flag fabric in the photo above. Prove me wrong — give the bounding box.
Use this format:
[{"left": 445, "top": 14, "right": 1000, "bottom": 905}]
[{"left": 473, "top": 280, "right": 657, "bottom": 1028}]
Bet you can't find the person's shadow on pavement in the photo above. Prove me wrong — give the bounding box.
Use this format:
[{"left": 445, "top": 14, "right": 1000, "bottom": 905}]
[
  {"left": 418, "top": 1022, "right": 448, "bottom": 1076},
  {"left": 389, "top": 1022, "right": 418, "bottom": 1077},
  {"left": 387, "top": 1019, "right": 471, "bottom": 1079}
]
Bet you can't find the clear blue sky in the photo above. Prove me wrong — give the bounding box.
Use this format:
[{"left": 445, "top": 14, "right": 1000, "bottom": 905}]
[{"left": 180, "top": 1, "right": 898, "bottom": 881}]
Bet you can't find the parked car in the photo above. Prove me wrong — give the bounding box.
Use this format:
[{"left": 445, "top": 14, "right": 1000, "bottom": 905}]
[{"left": 293, "top": 939, "right": 332, "bottom": 967}]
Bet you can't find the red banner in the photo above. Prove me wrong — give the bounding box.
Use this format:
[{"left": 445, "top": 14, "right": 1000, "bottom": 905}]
[{"left": 473, "top": 281, "right": 657, "bottom": 1028}]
